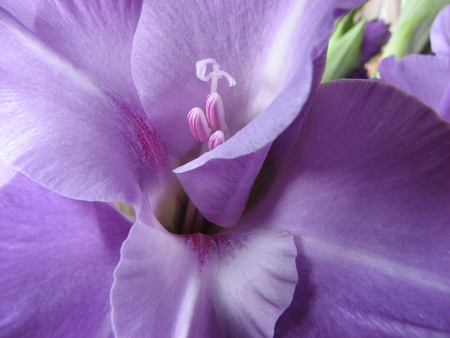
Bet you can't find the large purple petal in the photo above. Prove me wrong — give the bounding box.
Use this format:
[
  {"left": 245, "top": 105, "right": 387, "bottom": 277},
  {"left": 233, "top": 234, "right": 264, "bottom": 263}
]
[
  {"left": 0, "top": 0, "right": 143, "bottom": 102},
  {"left": 431, "top": 4, "right": 450, "bottom": 58},
  {"left": 152, "top": 0, "right": 363, "bottom": 226},
  {"left": 175, "top": 53, "right": 324, "bottom": 227},
  {"left": 132, "top": 0, "right": 365, "bottom": 158},
  {"left": 111, "top": 202, "right": 297, "bottom": 338},
  {"left": 379, "top": 54, "right": 450, "bottom": 113},
  {"left": 0, "top": 8, "right": 168, "bottom": 205},
  {"left": 0, "top": 173, "right": 131, "bottom": 337},
  {"left": 240, "top": 80, "right": 450, "bottom": 336}
]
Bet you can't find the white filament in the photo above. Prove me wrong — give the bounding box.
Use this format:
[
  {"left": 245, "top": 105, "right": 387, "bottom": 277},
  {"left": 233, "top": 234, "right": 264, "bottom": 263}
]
[{"left": 196, "top": 58, "right": 236, "bottom": 93}]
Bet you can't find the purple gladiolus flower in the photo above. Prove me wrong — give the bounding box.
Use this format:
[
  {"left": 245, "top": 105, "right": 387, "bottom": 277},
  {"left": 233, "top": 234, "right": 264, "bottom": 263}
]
[
  {"left": 379, "top": 4, "right": 450, "bottom": 121},
  {"left": 1, "top": 1, "right": 450, "bottom": 338}
]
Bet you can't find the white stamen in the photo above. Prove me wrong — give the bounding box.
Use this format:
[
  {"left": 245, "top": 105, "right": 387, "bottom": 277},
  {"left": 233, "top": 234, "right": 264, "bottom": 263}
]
[{"left": 196, "top": 58, "right": 236, "bottom": 93}]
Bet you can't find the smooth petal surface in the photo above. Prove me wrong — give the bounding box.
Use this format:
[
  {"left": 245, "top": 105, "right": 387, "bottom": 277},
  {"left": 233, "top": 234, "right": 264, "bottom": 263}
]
[
  {"left": 240, "top": 80, "right": 450, "bottom": 337},
  {"left": 176, "top": 52, "right": 326, "bottom": 227},
  {"left": 431, "top": 4, "right": 450, "bottom": 58},
  {"left": 132, "top": 0, "right": 365, "bottom": 158},
  {"left": 175, "top": 143, "right": 271, "bottom": 227},
  {"left": 268, "top": 52, "right": 327, "bottom": 162},
  {"left": 0, "top": 174, "right": 131, "bottom": 337},
  {"left": 0, "top": 0, "right": 143, "bottom": 102},
  {"left": 0, "top": 158, "right": 15, "bottom": 187},
  {"left": 379, "top": 54, "right": 450, "bottom": 113},
  {"left": 438, "top": 81, "right": 450, "bottom": 121},
  {"left": 0, "top": 8, "right": 168, "bottom": 205},
  {"left": 165, "top": 0, "right": 363, "bottom": 226},
  {"left": 111, "top": 207, "right": 297, "bottom": 338}
]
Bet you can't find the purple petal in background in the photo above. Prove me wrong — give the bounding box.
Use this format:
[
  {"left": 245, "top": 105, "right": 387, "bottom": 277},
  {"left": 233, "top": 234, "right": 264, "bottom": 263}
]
[
  {"left": 438, "top": 81, "right": 450, "bottom": 121},
  {"left": 379, "top": 54, "right": 450, "bottom": 113},
  {"left": 0, "top": 174, "right": 131, "bottom": 337},
  {"left": 111, "top": 204, "right": 297, "bottom": 338},
  {"left": 360, "top": 20, "right": 391, "bottom": 64},
  {"left": 240, "top": 80, "right": 450, "bottom": 337},
  {"left": 431, "top": 4, "right": 450, "bottom": 58},
  {"left": 0, "top": 8, "right": 168, "bottom": 205}
]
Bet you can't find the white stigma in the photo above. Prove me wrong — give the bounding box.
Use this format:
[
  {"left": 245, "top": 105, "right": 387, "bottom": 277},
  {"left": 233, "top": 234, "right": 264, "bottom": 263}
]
[{"left": 196, "top": 58, "right": 236, "bottom": 93}]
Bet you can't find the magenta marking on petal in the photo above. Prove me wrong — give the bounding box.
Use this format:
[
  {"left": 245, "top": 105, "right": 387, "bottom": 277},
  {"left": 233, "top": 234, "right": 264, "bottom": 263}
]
[
  {"left": 187, "top": 107, "right": 212, "bottom": 143},
  {"left": 208, "top": 130, "right": 225, "bottom": 151},
  {"left": 180, "top": 232, "right": 248, "bottom": 273},
  {"left": 205, "top": 92, "right": 227, "bottom": 132},
  {"left": 107, "top": 94, "right": 167, "bottom": 172}
]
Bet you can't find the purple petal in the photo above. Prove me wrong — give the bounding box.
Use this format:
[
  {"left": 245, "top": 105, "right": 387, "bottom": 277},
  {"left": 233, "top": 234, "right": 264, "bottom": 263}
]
[
  {"left": 431, "top": 4, "right": 450, "bottom": 58},
  {"left": 0, "top": 158, "right": 15, "bottom": 187},
  {"left": 0, "top": 173, "right": 131, "bottom": 337},
  {"left": 132, "top": 0, "right": 365, "bottom": 158},
  {"left": 360, "top": 20, "right": 391, "bottom": 64},
  {"left": 379, "top": 54, "right": 450, "bottom": 113},
  {"left": 240, "top": 80, "right": 450, "bottom": 336},
  {"left": 168, "top": 0, "right": 362, "bottom": 226},
  {"left": 268, "top": 51, "right": 327, "bottom": 162},
  {"left": 175, "top": 143, "right": 271, "bottom": 227},
  {"left": 0, "top": 8, "right": 168, "bottom": 205},
  {"left": 438, "top": 81, "right": 450, "bottom": 121},
  {"left": 1, "top": 0, "right": 143, "bottom": 101},
  {"left": 111, "top": 205, "right": 297, "bottom": 338}
]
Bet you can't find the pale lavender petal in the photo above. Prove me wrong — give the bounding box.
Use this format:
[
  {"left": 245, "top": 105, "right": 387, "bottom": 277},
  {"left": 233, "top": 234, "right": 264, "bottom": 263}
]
[
  {"left": 240, "top": 80, "right": 450, "bottom": 336},
  {"left": 431, "top": 4, "right": 450, "bottom": 58},
  {"left": 1, "top": 0, "right": 143, "bottom": 102},
  {"left": 0, "top": 158, "right": 15, "bottom": 187},
  {"left": 0, "top": 8, "right": 168, "bottom": 205},
  {"left": 170, "top": 1, "right": 363, "bottom": 227},
  {"left": 360, "top": 20, "right": 390, "bottom": 64},
  {"left": 0, "top": 173, "right": 131, "bottom": 337},
  {"left": 111, "top": 206, "right": 297, "bottom": 338},
  {"left": 132, "top": 0, "right": 365, "bottom": 159},
  {"left": 379, "top": 54, "right": 450, "bottom": 112}
]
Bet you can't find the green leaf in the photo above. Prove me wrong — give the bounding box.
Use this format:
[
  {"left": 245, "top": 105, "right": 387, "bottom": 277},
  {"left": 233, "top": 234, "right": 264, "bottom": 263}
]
[
  {"left": 382, "top": 0, "right": 450, "bottom": 59},
  {"left": 322, "top": 17, "right": 366, "bottom": 82}
]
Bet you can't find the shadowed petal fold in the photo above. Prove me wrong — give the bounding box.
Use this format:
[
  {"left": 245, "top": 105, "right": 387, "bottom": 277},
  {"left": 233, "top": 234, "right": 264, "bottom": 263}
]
[
  {"left": 239, "top": 80, "right": 450, "bottom": 337},
  {"left": 111, "top": 207, "right": 297, "bottom": 338},
  {"left": 0, "top": 174, "right": 131, "bottom": 337},
  {"left": 0, "top": 8, "right": 168, "bottom": 205}
]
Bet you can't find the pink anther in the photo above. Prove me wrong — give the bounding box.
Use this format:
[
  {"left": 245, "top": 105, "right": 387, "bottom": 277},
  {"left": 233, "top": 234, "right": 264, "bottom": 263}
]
[
  {"left": 187, "top": 107, "right": 212, "bottom": 143},
  {"left": 208, "top": 130, "right": 225, "bottom": 150},
  {"left": 205, "top": 93, "right": 229, "bottom": 137}
]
